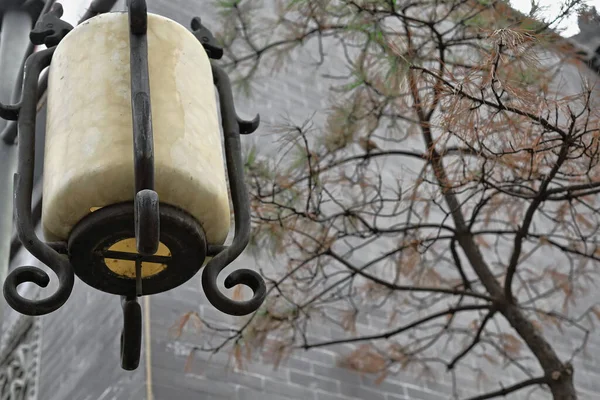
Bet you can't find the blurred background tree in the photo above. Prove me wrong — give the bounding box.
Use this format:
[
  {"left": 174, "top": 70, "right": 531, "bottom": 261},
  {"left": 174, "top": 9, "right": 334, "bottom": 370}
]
[{"left": 181, "top": 1, "right": 600, "bottom": 399}]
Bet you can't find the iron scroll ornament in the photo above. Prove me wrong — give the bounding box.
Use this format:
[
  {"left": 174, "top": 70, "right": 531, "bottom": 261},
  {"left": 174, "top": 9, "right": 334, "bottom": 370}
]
[
  {"left": 203, "top": 63, "right": 266, "bottom": 316},
  {"left": 2, "top": 45, "right": 74, "bottom": 317},
  {"left": 0, "top": 0, "right": 267, "bottom": 370},
  {"left": 188, "top": 17, "right": 265, "bottom": 315}
]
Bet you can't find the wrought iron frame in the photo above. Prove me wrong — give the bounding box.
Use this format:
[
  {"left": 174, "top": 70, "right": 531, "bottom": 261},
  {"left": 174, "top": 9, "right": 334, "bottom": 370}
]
[{"left": 0, "top": 0, "right": 266, "bottom": 371}]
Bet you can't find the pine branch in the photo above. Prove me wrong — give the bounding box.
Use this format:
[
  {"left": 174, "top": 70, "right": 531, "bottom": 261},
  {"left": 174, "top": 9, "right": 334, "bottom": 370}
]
[{"left": 464, "top": 376, "right": 548, "bottom": 400}]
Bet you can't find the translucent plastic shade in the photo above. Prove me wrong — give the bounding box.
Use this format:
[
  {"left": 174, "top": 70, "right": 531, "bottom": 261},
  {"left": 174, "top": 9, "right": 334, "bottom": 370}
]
[{"left": 42, "top": 13, "right": 230, "bottom": 244}]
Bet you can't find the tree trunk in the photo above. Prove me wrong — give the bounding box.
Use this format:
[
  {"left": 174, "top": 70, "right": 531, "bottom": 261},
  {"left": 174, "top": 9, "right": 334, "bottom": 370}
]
[
  {"left": 501, "top": 304, "right": 577, "bottom": 400},
  {"left": 425, "top": 139, "right": 577, "bottom": 400},
  {"left": 550, "top": 378, "right": 578, "bottom": 400},
  {"left": 416, "top": 76, "right": 578, "bottom": 400}
]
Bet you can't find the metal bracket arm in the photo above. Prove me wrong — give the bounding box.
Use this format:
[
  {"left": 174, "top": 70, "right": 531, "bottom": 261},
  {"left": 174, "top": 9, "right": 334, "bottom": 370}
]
[
  {"left": 201, "top": 63, "right": 266, "bottom": 316},
  {"left": 3, "top": 47, "right": 75, "bottom": 316}
]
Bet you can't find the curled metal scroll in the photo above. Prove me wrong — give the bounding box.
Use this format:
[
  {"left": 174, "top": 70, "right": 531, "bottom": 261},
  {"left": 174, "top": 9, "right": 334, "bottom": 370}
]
[
  {"left": 201, "top": 64, "right": 266, "bottom": 316},
  {"left": 3, "top": 47, "right": 75, "bottom": 316}
]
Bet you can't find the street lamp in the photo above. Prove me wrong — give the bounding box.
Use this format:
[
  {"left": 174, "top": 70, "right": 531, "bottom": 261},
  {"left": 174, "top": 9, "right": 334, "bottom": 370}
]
[{"left": 0, "top": 0, "right": 266, "bottom": 370}]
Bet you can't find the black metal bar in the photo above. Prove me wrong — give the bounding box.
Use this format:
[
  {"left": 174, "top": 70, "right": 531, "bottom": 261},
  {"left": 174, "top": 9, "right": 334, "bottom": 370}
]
[
  {"left": 128, "top": 0, "right": 147, "bottom": 34},
  {"left": 8, "top": 0, "right": 120, "bottom": 262},
  {"left": 237, "top": 114, "right": 260, "bottom": 135},
  {"left": 207, "top": 244, "right": 226, "bottom": 257},
  {"left": 201, "top": 64, "right": 266, "bottom": 316},
  {"left": 4, "top": 0, "right": 116, "bottom": 145},
  {"left": 127, "top": 0, "right": 159, "bottom": 257},
  {"left": 1, "top": 46, "right": 49, "bottom": 145},
  {"left": 1, "top": 0, "right": 53, "bottom": 145},
  {"left": 3, "top": 47, "right": 75, "bottom": 316},
  {"left": 135, "top": 259, "right": 142, "bottom": 296},
  {"left": 120, "top": 295, "right": 142, "bottom": 370},
  {"left": 46, "top": 241, "right": 68, "bottom": 254},
  {"left": 128, "top": 1, "right": 153, "bottom": 192},
  {"left": 0, "top": 121, "right": 17, "bottom": 144},
  {"left": 3, "top": 0, "right": 118, "bottom": 146},
  {"left": 134, "top": 189, "right": 159, "bottom": 257},
  {"left": 0, "top": 4, "right": 39, "bottom": 330},
  {"left": 9, "top": 178, "right": 43, "bottom": 260},
  {"left": 0, "top": 103, "right": 20, "bottom": 121},
  {"left": 100, "top": 250, "right": 171, "bottom": 264},
  {"left": 118, "top": 0, "right": 153, "bottom": 372}
]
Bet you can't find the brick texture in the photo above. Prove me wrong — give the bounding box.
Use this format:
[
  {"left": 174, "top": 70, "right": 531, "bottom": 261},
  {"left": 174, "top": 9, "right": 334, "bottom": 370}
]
[{"left": 4, "top": 1, "right": 600, "bottom": 400}]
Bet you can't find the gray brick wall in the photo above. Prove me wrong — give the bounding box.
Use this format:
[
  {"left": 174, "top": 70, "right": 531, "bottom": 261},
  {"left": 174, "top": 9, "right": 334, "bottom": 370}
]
[{"left": 2, "top": 1, "right": 600, "bottom": 400}]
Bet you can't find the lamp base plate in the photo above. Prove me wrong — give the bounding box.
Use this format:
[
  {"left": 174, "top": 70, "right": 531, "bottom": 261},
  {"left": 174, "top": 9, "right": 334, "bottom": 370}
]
[{"left": 68, "top": 202, "right": 207, "bottom": 297}]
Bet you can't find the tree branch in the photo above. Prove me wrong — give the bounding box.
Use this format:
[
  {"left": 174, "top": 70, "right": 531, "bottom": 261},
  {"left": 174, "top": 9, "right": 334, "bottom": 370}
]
[
  {"left": 464, "top": 376, "right": 548, "bottom": 400},
  {"left": 327, "top": 250, "right": 495, "bottom": 302},
  {"left": 302, "top": 304, "right": 491, "bottom": 349}
]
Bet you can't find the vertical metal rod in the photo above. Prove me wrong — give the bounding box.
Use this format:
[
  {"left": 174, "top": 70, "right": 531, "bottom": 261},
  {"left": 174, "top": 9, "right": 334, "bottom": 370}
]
[
  {"left": 0, "top": 8, "right": 35, "bottom": 331},
  {"left": 135, "top": 259, "right": 142, "bottom": 296},
  {"left": 4, "top": 47, "right": 75, "bottom": 316},
  {"left": 200, "top": 64, "right": 266, "bottom": 316},
  {"left": 6, "top": 0, "right": 119, "bottom": 260},
  {"left": 120, "top": 0, "right": 153, "bottom": 371},
  {"left": 128, "top": 0, "right": 159, "bottom": 257},
  {"left": 128, "top": 1, "right": 153, "bottom": 192}
]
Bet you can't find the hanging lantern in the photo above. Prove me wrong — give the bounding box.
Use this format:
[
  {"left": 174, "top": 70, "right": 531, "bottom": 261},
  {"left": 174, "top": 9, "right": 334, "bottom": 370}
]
[{"left": 0, "top": 0, "right": 266, "bottom": 370}]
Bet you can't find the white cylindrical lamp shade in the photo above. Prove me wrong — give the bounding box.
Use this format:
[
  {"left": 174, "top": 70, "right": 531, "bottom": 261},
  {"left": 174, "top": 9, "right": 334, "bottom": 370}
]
[{"left": 42, "top": 13, "right": 230, "bottom": 246}]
